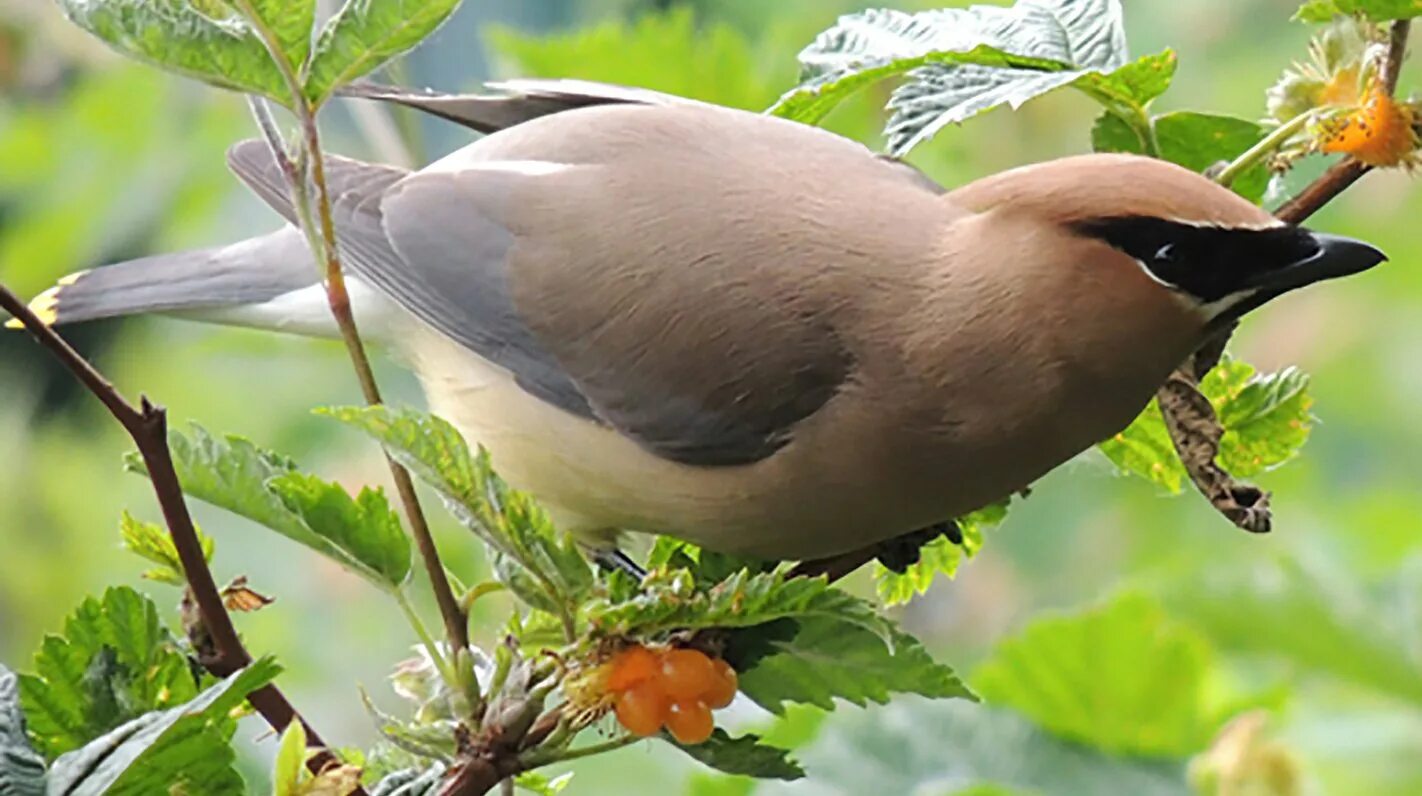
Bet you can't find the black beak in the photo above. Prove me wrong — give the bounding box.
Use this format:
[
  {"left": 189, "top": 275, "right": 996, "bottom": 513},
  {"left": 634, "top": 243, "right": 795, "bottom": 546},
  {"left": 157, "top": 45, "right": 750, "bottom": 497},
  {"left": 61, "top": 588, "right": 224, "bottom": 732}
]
[{"left": 1254, "top": 230, "right": 1388, "bottom": 294}]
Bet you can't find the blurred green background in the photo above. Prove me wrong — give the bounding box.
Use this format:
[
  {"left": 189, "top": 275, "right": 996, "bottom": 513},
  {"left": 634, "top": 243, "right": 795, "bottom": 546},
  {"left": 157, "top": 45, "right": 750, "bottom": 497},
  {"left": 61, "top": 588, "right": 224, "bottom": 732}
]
[{"left": 1, "top": 0, "right": 1418, "bottom": 794}]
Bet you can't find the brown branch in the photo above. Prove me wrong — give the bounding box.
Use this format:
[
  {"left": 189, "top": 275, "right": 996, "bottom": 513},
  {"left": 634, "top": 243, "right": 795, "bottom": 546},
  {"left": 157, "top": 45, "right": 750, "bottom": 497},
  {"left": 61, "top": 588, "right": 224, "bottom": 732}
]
[
  {"left": 0, "top": 284, "right": 346, "bottom": 780},
  {"left": 1162, "top": 17, "right": 1412, "bottom": 531}
]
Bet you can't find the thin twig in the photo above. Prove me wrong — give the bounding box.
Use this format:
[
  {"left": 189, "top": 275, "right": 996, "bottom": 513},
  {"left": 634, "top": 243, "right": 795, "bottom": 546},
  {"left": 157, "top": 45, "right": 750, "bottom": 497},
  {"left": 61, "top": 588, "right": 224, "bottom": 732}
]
[
  {"left": 1160, "top": 17, "right": 1413, "bottom": 530},
  {"left": 234, "top": 1, "right": 469, "bottom": 657},
  {"left": 0, "top": 284, "right": 347, "bottom": 780}
]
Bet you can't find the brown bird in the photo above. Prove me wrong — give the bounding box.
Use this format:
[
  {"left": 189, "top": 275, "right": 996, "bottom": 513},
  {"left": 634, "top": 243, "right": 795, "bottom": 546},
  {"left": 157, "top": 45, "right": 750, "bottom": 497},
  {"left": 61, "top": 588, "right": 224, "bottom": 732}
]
[{"left": 8, "top": 81, "right": 1385, "bottom": 569}]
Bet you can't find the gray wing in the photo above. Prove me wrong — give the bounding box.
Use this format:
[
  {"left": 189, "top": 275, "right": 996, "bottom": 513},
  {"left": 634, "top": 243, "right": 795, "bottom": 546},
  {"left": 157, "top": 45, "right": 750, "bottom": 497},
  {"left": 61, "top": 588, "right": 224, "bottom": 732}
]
[
  {"left": 225, "top": 127, "right": 855, "bottom": 467},
  {"left": 337, "top": 79, "right": 686, "bottom": 134}
]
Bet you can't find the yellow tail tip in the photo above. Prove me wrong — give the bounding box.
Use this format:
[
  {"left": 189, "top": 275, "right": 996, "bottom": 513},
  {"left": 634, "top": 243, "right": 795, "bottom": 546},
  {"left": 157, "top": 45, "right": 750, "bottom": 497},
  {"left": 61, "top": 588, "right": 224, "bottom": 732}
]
[{"left": 5, "top": 285, "right": 62, "bottom": 329}]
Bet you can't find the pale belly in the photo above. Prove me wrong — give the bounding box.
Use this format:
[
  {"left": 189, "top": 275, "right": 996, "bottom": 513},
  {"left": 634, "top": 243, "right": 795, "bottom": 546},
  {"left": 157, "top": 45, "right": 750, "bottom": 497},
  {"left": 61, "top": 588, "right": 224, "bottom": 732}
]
[{"left": 402, "top": 325, "right": 970, "bottom": 560}]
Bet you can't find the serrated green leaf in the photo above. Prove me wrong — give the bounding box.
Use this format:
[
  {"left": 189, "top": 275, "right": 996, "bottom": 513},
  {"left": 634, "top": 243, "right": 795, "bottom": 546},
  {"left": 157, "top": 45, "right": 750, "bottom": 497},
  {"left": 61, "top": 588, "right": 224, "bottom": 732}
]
[
  {"left": 783, "top": 1, "right": 1138, "bottom": 155},
  {"left": 304, "top": 0, "right": 463, "bottom": 103},
  {"left": 875, "top": 504, "right": 1006, "bottom": 606},
  {"left": 668, "top": 729, "right": 804, "bottom": 781},
  {"left": 1075, "top": 49, "right": 1178, "bottom": 110},
  {"left": 1295, "top": 0, "right": 1422, "bottom": 22},
  {"left": 1206, "top": 362, "right": 1313, "bottom": 477},
  {"left": 268, "top": 472, "right": 411, "bottom": 589},
  {"left": 119, "top": 511, "right": 213, "bottom": 587},
  {"left": 585, "top": 569, "right": 894, "bottom": 644},
  {"left": 18, "top": 587, "right": 200, "bottom": 759},
  {"left": 765, "top": 698, "right": 1190, "bottom": 796},
  {"left": 1099, "top": 358, "right": 1313, "bottom": 491},
  {"left": 772, "top": 43, "right": 1069, "bottom": 126},
  {"left": 972, "top": 593, "right": 1224, "bottom": 757},
  {"left": 735, "top": 617, "right": 973, "bottom": 714},
  {"left": 46, "top": 659, "right": 279, "bottom": 796},
  {"left": 0, "top": 665, "right": 47, "bottom": 796},
  {"left": 128, "top": 424, "right": 406, "bottom": 589},
  {"left": 1092, "top": 110, "right": 1270, "bottom": 201},
  {"left": 56, "top": 0, "right": 291, "bottom": 104},
  {"left": 319, "top": 406, "right": 593, "bottom": 615}
]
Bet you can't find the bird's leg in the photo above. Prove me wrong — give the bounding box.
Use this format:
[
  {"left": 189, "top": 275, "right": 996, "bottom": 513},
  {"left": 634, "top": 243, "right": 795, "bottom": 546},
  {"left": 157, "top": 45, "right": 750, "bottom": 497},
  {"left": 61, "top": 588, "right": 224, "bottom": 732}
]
[
  {"left": 791, "top": 519, "right": 963, "bottom": 580},
  {"left": 588, "top": 547, "right": 648, "bottom": 580}
]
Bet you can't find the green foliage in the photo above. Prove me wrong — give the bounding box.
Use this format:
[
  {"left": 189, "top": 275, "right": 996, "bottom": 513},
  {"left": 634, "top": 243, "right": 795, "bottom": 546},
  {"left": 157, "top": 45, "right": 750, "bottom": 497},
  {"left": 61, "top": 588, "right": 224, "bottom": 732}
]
[
  {"left": 776, "top": 698, "right": 1191, "bottom": 796},
  {"left": 238, "top": 0, "right": 316, "bottom": 70},
  {"left": 268, "top": 472, "right": 411, "bottom": 587},
  {"left": 1100, "top": 360, "right": 1315, "bottom": 492},
  {"left": 735, "top": 618, "right": 973, "bottom": 714},
  {"left": 972, "top": 593, "right": 1230, "bottom": 757},
  {"left": 1092, "top": 110, "right": 1271, "bottom": 201},
  {"left": 1295, "top": 0, "right": 1422, "bottom": 22},
  {"left": 0, "top": 665, "right": 46, "bottom": 796},
  {"left": 672, "top": 730, "right": 804, "bottom": 781},
  {"left": 1162, "top": 556, "right": 1422, "bottom": 706},
  {"left": 584, "top": 569, "right": 890, "bottom": 641},
  {"left": 305, "top": 0, "right": 464, "bottom": 103},
  {"left": 321, "top": 406, "right": 593, "bottom": 620},
  {"left": 487, "top": 7, "right": 791, "bottom": 110},
  {"left": 118, "top": 511, "right": 213, "bottom": 587},
  {"left": 16, "top": 587, "right": 201, "bottom": 760},
  {"left": 273, "top": 718, "right": 307, "bottom": 796},
  {"left": 56, "top": 0, "right": 290, "bottom": 103},
  {"left": 43, "top": 659, "right": 279, "bottom": 796},
  {"left": 776, "top": 0, "right": 1178, "bottom": 156},
  {"left": 514, "top": 770, "right": 573, "bottom": 795},
  {"left": 126, "top": 425, "right": 412, "bottom": 591},
  {"left": 874, "top": 502, "right": 1008, "bottom": 606}
]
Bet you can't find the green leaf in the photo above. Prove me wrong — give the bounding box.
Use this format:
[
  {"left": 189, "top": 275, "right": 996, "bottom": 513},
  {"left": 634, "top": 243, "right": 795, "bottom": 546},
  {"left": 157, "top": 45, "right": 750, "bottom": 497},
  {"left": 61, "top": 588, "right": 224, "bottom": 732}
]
[
  {"left": 0, "top": 665, "right": 47, "bottom": 796},
  {"left": 241, "top": 0, "right": 316, "bottom": 70},
  {"left": 646, "top": 538, "right": 775, "bottom": 588},
  {"left": 1098, "top": 358, "right": 1313, "bottom": 491},
  {"left": 874, "top": 503, "right": 1006, "bottom": 606},
  {"left": 668, "top": 729, "right": 804, "bottom": 781},
  {"left": 18, "top": 587, "right": 201, "bottom": 759},
  {"left": 971, "top": 593, "right": 1225, "bottom": 757},
  {"left": 305, "top": 0, "right": 463, "bottom": 104},
  {"left": 1074, "top": 49, "right": 1178, "bottom": 110},
  {"left": 45, "top": 659, "right": 279, "bottom": 796},
  {"left": 1098, "top": 399, "right": 1189, "bottom": 492},
  {"left": 1162, "top": 556, "right": 1422, "bottom": 706},
  {"left": 268, "top": 472, "right": 411, "bottom": 589},
  {"left": 1092, "top": 110, "right": 1270, "bottom": 202},
  {"left": 782, "top": 1, "right": 1140, "bottom": 155},
  {"left": 56, "top": 0, "right": 290, "bottom": 104},
  {"left": 127, "top": 425, "right": 407, "bottom": 590},
  {"left": 735, "top": 617, "right": 973, "bottom": 714},
  {"left": 514, "top": 771, "right": 573, "bottom": 795},
  {"left": 584, "top": 569, "right": 893, "bottom": 644},
  {"left": 320, "top": 406, "right": 593, "bottom": 612},
  {"left": 772, "top": 43, "right": 1069, "bottom": 127},
  {"left": 119, "top": 511, "right": 214, "bottom": 587},
  {"left": 768, "top": 698, "right": 1190, "bottom": 796},
  {"left": 273, "top": 718, "right": 306, "bottom": 796},
  {"left": 1207, "top": 362, "right": 1313, "bottom": 478},
  {"left": 1295, "top": 0, "right": 1422, "bottom": 22}
]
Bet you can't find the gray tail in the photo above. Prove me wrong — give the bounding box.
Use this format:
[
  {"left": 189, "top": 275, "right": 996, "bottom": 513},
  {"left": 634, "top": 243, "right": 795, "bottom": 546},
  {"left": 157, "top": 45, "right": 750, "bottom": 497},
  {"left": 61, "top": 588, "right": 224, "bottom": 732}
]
[{"left": 6, "top": 228, "right": 316, "bottom": 329}]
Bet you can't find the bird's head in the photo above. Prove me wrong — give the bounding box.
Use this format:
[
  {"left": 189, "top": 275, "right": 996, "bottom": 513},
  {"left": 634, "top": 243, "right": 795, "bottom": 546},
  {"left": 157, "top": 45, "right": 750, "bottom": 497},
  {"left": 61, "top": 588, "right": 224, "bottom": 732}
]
[{"left": 947, "top": 153, "right": 1387, "bottom": 329}]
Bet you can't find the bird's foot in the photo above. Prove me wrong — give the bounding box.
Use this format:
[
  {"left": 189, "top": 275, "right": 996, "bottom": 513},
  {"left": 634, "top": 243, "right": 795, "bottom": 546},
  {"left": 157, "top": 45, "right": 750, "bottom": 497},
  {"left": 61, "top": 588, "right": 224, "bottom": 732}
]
[
  {"left": 589, "top": 548, "right": 647, "bottom": 580},
  {"left": 874, "top": 520, "right": 963, "bottom": 573}
]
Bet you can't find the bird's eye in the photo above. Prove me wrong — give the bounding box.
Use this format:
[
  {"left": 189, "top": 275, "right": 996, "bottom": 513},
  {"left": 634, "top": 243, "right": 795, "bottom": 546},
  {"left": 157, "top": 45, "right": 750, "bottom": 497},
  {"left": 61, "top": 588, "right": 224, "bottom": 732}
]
[{"left": 1154, "top": 243, "right": 1178, "bottom": 264}]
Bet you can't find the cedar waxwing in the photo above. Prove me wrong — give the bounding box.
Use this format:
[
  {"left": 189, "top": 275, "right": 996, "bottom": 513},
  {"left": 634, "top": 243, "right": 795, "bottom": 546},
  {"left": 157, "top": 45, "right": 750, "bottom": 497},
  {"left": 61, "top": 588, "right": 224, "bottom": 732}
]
[{"left": 7, "top": 80, "right": 1385, "bottom": 565}]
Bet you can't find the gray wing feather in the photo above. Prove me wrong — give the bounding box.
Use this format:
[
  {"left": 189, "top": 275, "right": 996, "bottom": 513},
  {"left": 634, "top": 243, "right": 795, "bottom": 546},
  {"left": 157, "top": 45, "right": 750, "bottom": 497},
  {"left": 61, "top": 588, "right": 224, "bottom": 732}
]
[{"left": 338, "top": 79, "right": 684, "bottom": 134}]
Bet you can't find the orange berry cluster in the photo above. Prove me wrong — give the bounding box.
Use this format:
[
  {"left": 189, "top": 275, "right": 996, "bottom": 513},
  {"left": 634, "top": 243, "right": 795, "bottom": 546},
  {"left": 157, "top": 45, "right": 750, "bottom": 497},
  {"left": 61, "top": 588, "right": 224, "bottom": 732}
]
[{"left": 606, "top": 645, "right": 737, "bottom": 744}]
